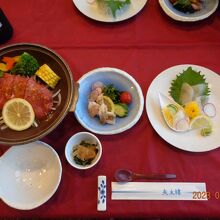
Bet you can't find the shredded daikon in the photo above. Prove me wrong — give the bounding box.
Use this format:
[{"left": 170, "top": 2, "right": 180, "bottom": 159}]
[
  {"left": 1, "top": 125, "right": 8, "bottom": 130},
  {"left": 52, "top": 89, "right": 61, "bottom": 98},
  {"left": 52, "top": 93, "right": 61, "bottom": 111},
  {"left": 33, "top": 121, "right": 38, "bottom": 127}
]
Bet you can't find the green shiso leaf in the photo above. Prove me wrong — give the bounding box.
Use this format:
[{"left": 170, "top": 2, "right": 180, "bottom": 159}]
[
  {"left": 169, "top": 67, "right": 210, "bottom": 105},
  {"left": 98, "top": 0, "right": 131, "bottom": 17}
]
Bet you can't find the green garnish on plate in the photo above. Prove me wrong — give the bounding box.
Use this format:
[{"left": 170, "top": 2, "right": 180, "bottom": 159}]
[
  {"left": 97, "top": 0, "right": 131, "bottom": 17},
  {"left": 169, "top": 66, "right": 210, "bottom": 105}
]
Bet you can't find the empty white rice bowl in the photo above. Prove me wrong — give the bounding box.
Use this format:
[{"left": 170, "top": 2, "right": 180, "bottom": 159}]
[
  {"left": 74, "top": 67, "right": 144, "bottom": 135},
  {"left": 0, "top": 141, "right": 62, "bottom": 210}
]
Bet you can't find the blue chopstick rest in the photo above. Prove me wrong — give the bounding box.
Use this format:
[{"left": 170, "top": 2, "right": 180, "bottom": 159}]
[
  {"left": 0, "top": 8, "right": 13, "bottom": 44},
  {"left": 97, "top": 175, "right": 106, "bottom": 211}
]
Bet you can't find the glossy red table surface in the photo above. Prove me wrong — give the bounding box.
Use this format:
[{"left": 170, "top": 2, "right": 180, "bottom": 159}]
[{"left": 0, "top": 0, "right": 220, "bottom": 218}]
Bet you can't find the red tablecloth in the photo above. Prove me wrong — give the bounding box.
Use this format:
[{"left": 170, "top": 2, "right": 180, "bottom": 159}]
[{"left": 0, "top": 0, "right": 220, "bottom": 218}]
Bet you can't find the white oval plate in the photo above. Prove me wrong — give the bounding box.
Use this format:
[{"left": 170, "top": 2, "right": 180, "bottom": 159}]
[
  {"left": 73, "top": 0, "right": 148, "bottom": 22},
  {"left": 0, "top": 141, "right": 62, "bottom": 210},
  {"left": 75, "top": 67, "right": 144, "bottom": 135},
  {"left": 146, "top": 64, "right": 220, "bottom": 152},
  {"left": 159, "top": 0, "right": 219, "bottom": 22}
]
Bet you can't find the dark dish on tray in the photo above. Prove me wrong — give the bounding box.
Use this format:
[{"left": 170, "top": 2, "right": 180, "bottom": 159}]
[{"left": 0, "top": 43, "right": 74, "bottom": 145}]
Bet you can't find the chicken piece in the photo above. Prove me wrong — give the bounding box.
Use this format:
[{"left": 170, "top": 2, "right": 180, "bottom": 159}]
[
  {"left": 88, "top": 101, "right": 100, "bottom": 117},
  {"left": 106, "top": 112, "right": 116, "bottom": 125},
  {"left": 92, "top": 81, "right": 104, "bottom": 91},
  {"left": 96, "top": 93, "right": 104, "bottom": 105},
  {"left": 98, "top": 103, "right": 108, "bottom": 124},
  {"left": 89, "top": 87, "right": 103, "bottom": 102},
  {"left": 95, "top": 87, "right": 102, "bottom": 94},
  {"left": 98, "top": 103, "right": 116, "bottom": 124}
]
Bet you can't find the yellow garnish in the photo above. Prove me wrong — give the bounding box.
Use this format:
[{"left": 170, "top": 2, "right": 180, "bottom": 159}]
[
  {"left": 184, "top": 101, "right": 201, "bottom": 119},
  {"left": 13, "top": 56, "right": 20, "bottom": 62},
  {"left": 190, "top": 115, "right": 212, "bottom": 130},
  {"left": 0, "top": 63, "right": 8, "bottom": 72},
  {"left": 2, "top": 98, "right": 35, "bottom": 131},
  {"left": 35, "top": 64, "right": 60, "bottom": 89},
  {"left": 103, "top": 96, "right": 115, "bottom": 113},
  {"left": 162, "top": 108, "right": 173, "bottom": 127}
]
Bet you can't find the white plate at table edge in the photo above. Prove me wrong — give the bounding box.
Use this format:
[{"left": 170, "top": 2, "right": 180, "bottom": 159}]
[
  {"left": 72, "top": 0, "right": 148, "bottom": 22},
  {"left": 159, "top": 0, "right": 219, "bottom": 22},
  {"left": 146, "top": 64, "right": 220, "bottom": 152}
]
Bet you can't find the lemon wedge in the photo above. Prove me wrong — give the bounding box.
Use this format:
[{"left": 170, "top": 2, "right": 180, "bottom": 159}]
[
  {"left": 103, "top": 96, "right": 115, "bottom": 113},
  {"left": 162, "top": 108, "right": 173, "bottom": 127},
  {"left": 190, "top": 115, "right": 212, "bottom": 130},
  {"left": 2, "top": 98, "right": 35, "bottom": 131}
]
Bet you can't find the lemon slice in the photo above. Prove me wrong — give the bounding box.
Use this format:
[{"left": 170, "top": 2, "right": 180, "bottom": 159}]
[
  {"left": 103, "top": 96, "right": 115, "bottom": 113},
  {"left": 190, "top": 115, "right": 212, "bottom": 130},
  {"left": 162, "top": 108, "right": 173, "bottom": 127},
  {"left": 2, "top": 98, "right": 35, "bottom": 131}
]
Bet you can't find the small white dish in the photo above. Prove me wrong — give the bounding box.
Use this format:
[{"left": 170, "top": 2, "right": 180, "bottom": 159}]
[
  {"left": 72, "top": 0, "right": 148, "bottom": 22},
  {"left": 146, "top": 64, "right": 220, "bottom": 152},
  {"left": 0, "top": 141, "right": 62, "bottom": 210},
  {"left": 65, "top": 132, "right": 102, "bottom": 170},
  {"left": 74, "top": 67, "right": 144, "bottom": 135},
  {"left": 159, "top": 0, "right": 219, "bottom": 22}
]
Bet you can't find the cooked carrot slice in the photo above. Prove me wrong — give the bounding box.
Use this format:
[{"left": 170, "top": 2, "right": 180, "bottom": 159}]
[{"left": 2, "top": 56, "right": 17, "bottom": 70}]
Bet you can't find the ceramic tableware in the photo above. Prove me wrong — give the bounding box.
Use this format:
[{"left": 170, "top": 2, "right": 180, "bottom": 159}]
[
  {"left": 0, "top": 141, "right": 62, "bottom": 210},
  {"left": 75, "top": 67, "right": 144, "bottom": 135},
  {"left": 65, "top": 132, "right": 102, "bottom": 170}
]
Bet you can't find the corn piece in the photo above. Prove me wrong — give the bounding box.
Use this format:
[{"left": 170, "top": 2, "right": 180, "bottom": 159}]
[
  {"left": 0, "top": 63, "right": 8, "bottom": 72},
  {"left": 35, "top": 64, "right": 60, "bottom": 89}
]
